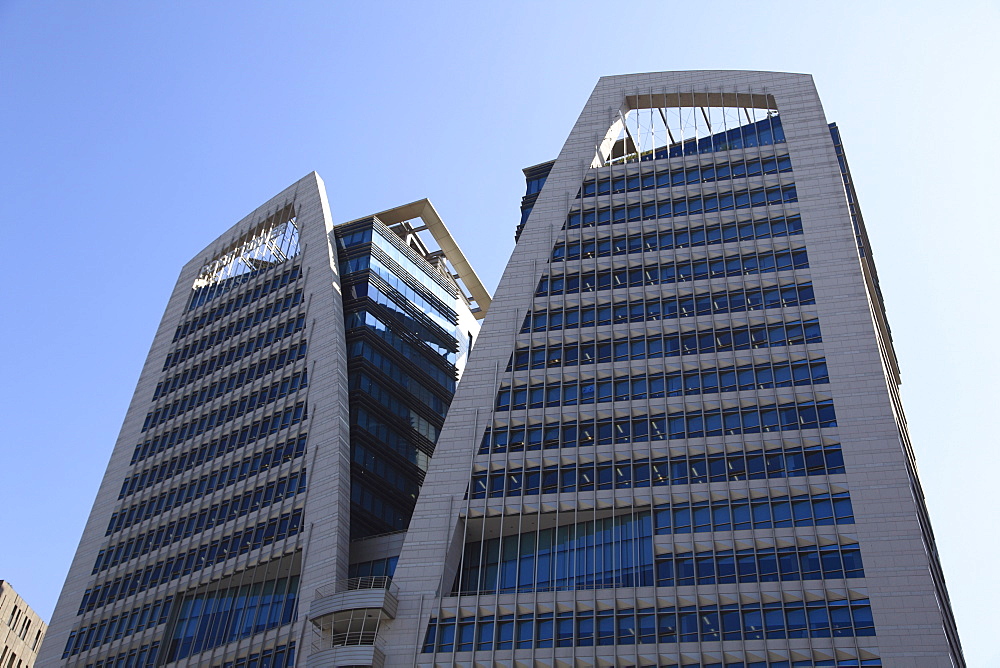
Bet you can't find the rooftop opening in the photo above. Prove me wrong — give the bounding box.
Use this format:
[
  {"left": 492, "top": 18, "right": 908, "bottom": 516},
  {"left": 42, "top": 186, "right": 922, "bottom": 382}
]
[
  {"left": 593, "top": 91, "right": 782, "bottom": 168},
  {"left": 189, "top": 204, "right": 300, "bottom": 310}
]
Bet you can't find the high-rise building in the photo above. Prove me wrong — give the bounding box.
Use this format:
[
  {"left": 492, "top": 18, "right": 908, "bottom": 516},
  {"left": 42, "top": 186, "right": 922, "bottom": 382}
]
[
  {"left": 1, "top": 581, "right": 47, "bottom": 667},
  {"left": 37, "top": 174, "right": 488, "bottom": 667},
  {"left": 42, "top": 71, "right": 964, "bottom": 668},
  {"left": 379, "top": 71, "right": 964, "bottom": 667}
]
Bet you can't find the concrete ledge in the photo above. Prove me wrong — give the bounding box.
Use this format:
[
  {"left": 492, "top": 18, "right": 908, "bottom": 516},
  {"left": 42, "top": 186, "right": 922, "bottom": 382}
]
[
  {"left": 309, "top": 586, "right": 398, "bottom": 620},
  {"left": 306, "top": 644, "right": 384, "bottom": 668}
]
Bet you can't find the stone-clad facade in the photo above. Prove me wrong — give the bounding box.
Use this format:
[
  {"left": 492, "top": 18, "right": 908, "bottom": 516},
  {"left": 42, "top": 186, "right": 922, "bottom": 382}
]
[
  {"left": 37, "top": 174, "right": 485, "bottom": 668},
  {"left": 39, "top": 72, "right": 963, "bottom": 668},
  {"left": 381, "top": 71, "right": 963, "bottom": 667}
]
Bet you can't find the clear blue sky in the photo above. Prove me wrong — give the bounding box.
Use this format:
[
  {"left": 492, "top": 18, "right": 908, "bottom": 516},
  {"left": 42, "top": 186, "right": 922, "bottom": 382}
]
[{"left": 2, "top": 1, "right": 997, "bottom": 663}]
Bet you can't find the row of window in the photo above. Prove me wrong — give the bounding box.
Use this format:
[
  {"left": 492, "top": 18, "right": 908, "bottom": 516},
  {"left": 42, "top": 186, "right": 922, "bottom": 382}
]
[
  {"left": 164, "top": 291, "right": 303, "bottom": 371},
  {"left": 352, "top": 372, "right": 443, "bottom": 439},
  {"left": 347, "top": 308, "right": 457, "bottom": 367},
  {"left": 496, "top": 358, "right": 830, "bottom": 411},
  {"left": 185, "top": 254, "right": 283, "bottom": 312},
  {"left": 207, "top": 642, "right": 295, "bottom": 668},
  {"left": 155, "top": 316, "right": 305, "bottom": 402},
  {"left": 130, "top": 399, "right": 306, "bottom": 466},
  {"left": 656, "top": 542, "right": 865, "bottom": 587},
  {"left": 350, "top": 341, "right": 450, "bottom": 415},
  {"left": 348, "top": 324, "right": 455, "bottom": 391},
  {"left": 454, "top": 513, "right": 652, "bottom": 595},
  {"left": 358, "top": 278, "right": 457, "bottom": 354},
  {"left": 354, "top": 278, "right": 459, "bottom": 370},
  {"left": 352, "top": 443, "right": 419, "bottom": 498},
  {"left": 336, "top": 226, "right": 374, "bottom": 249},
  {"left": 140, "top": 374, "right": 307, "bottom": 460},
  {"left": 78, "top": 509, "right": 303, "bottom": 614},
  {"left": 520, "top": 283, "right": 816, "bottom": 333},
  {"left": 79, "top": 641, "right": 159, "bottom": 668},
  {"left": 830, "top": 124, "right": 868, "bottom": 258},
  {"left": 479, "top": 399, "right": 838, "bottom": 453},
  {"left": 62, "top": 597, "right": 172, "bottom": 658},
  {"left": 423, "top": 599, "right": 874, "bottom": 653},
  {"left": 344, "top": 253, "right": 457, "bottom": 330},
  {"left": 367, "top": 238, "right": 459, "bottom": 310},
  {"left": 163, "top": 312, "right": 305, "bottom": 400},
  {"left": 175, "top": 265, "right": 301, "bottom": 342},
  {"left": 119, "top": 429, "right": 305, "bottom": 503},
  {"left": 165, "top": 575, "right": 299, "bottom": 662},
  {"left": 348, "top": 556, "right": 398, "bottom": 579},
  {"left": 351, "top": 480, "right": 409, "bottom": 532},
  {"left": 83, "top": 639, "right": 294, "bottom": 668},
  {"left": 653, "top": 491, "right": 855, "bottom": 534},
  {"left": 537, "top": 248, "right": 809, "bottom": 296},
  {"left": 112, "top": 435, "right": 306, "bottom": 535},
  {"left": 352, "top": 406, "right": 432, "bottom": 470},
  {"left": 94, "top": 471, "right": 306, "bottom": 574},
  {"left": 152, "top": 339, "right": 306, "bottom": 406},
  {"left": 134, "top": 374, "right": 308, "bottom": 458},
  {"left": 456, "top": 533, "right": 865, "bottom": 596},
  {"left": 3, "top": 605, "right": 35, "bottom": 648},
  {"left": 552, "top": 214, "right": 803, "bottom": 262},
  {"left": 338, "top": 222, "right": 458, "bottom": 303},
  {"left": 0, "top": 618, "right": 41, "bottom": 668},
  {"left": 524, "top": 171, "right": 547, "bottom": 196},
  {"left": 579, "top": 155, "right": 793, "bottom": 198},
  {"left": 565, "top": 185, "right": 798, "bottom": 230},
  {"left": 143, "top": 368, "right": 307, "bottom": 433},
  {"left": 509, "top": 318, "right": 823, "bottom": 371},
  {"left": 470, "top": 443, "right": 845, "bottom": 499}
]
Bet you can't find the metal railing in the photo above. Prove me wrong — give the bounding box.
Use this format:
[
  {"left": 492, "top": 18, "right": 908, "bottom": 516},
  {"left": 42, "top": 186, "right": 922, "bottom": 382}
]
[
  {"left": 309, "top": 626, "right": 390, "bottom": 655},
  {"left": 314, "top": 576, "right": 397, "bottom": 599},
  {"left": 314, "top": 631, "right": 380, "bottom": 649}
]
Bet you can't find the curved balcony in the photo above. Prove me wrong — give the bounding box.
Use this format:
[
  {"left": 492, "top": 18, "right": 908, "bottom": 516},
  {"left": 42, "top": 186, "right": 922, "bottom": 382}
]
[
  {"left": 306, "top": 638, "right": 385, "bottom": 668},
  {"left": 309, "top": 576, "right": 398, "bottom": 620},
  {"left": 307, "top": 577, "right": 397, "bottom": 667}
]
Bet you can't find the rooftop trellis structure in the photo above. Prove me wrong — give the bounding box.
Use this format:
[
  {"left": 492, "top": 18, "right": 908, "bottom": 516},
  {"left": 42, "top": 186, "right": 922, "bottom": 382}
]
[{"left": 369, "top": 198, "right": 492, "bottom": 320}]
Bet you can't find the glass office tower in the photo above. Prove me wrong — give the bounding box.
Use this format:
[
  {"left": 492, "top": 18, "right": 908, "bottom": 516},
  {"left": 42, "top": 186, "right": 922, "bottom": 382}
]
[
  {"left": 37, "top": 175, "right": 487, "bottom": 668},
  {"left": 381, "top": 71, "right": 963, "bottom": 667},
  {"left": 336, "top": 215, "right": 477, "bottom": 539}
]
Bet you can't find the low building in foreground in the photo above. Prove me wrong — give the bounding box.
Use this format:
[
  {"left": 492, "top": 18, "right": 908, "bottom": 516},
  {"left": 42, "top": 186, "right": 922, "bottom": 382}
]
[{"left": 1, "top": 581, "right": 47, "bottom": 668}]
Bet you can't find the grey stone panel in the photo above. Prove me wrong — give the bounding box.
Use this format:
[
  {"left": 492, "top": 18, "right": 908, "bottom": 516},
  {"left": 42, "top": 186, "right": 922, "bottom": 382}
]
[
  {"left": 37, "top": 173, "right": 351, "bottom": 667},
  {"left": 383, "top": 72, "right": 961, "bottom": 667}
]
